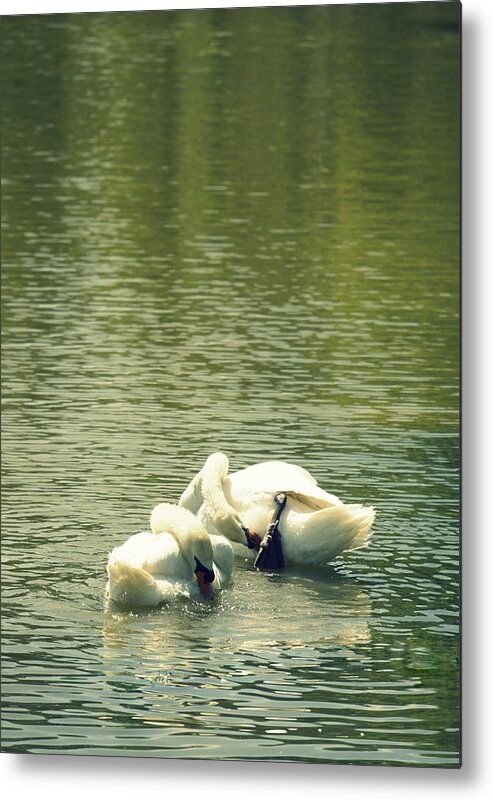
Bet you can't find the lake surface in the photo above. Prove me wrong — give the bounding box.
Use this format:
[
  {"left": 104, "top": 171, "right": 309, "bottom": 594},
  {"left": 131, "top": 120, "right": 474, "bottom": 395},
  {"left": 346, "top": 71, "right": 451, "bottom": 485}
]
[{"left": 1, "top": 4, "right": 460, "bottom": 766}]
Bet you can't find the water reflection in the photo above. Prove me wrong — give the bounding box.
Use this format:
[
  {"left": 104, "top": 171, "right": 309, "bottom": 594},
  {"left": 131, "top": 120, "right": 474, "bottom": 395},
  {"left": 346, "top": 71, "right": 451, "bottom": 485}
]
[
  {"left": 101, "top": 569, "right": 373, "bottom": 751},
  {"left": 102, "top": 570, "right": 372, "bottom": 660}
]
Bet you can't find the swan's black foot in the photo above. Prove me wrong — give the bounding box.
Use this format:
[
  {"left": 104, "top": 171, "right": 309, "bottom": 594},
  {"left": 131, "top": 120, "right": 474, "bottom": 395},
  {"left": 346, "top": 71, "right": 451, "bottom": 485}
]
[
  {"left": 254, "top": 492, "right": 287, "bottom": 571},
  {"left": 274, "top": 492, "right": 287, "bottom": 514},
  {"left": 254, "top": 529, "right": 285, "bottom": 570}
]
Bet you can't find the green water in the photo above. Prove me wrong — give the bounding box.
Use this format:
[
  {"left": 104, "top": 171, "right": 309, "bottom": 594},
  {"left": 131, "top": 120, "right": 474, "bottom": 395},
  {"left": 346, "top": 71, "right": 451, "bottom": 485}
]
[{"left": 1, "top": 4, "right": 460, "bottom": 765}]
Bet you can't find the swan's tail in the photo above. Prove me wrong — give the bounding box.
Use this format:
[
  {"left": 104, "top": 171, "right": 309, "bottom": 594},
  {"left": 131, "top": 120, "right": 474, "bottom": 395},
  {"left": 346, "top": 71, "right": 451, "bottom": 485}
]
[
  {"left": 282, "top": 501, "right": 375, "bottom": 565},
  {"left": 106, "top": 558, "right": 162, "bottom": 607},
  {"left": 344, "top": 503, "right": 375, "bottom": 550}
]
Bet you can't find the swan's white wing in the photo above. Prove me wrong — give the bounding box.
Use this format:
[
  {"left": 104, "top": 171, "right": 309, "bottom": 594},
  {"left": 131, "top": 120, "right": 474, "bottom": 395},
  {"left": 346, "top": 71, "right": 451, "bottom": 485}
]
[
  {"left": 106, "top": 560, "right": 200, "bottom": 606},
  {"left": 106, "top": 561, "right": 163, "bottom": 606},
  {"left": 225, "top": 461, "right": 342, "bottom": 510}
]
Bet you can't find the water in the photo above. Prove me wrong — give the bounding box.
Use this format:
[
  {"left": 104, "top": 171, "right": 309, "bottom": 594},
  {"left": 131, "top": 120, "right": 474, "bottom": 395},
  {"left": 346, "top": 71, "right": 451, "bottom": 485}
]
[{"left": 1, "top": 4, "right": 460, "bottom": 766}]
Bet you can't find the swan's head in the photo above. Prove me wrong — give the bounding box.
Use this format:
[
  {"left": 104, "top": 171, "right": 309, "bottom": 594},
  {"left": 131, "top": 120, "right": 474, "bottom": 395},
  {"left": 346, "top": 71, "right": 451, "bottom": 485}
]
[
  {"left": 209, "top": 507, "right": 251, "bottom": 546},
  {"left": 189, "top": 532, "right": 216, "bottom": 600},
  {"left": 194, "top": 557, "right": 215, "bottom": 600},
  {"left": 150, "top": 503, "right": 216, "bottom": 600}
]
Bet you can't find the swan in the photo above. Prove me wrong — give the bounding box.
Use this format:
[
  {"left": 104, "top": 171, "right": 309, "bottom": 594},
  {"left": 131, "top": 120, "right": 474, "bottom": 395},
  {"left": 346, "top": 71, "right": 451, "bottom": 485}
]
[
  {"left": 106, "top": 503, "right": 234, "bottom": 607},
  {"left": 178, "top": 453, "right": 375, "bottom": 568}
]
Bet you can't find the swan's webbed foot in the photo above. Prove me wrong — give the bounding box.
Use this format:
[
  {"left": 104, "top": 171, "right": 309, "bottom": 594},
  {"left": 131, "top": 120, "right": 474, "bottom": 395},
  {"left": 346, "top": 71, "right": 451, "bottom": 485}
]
[
  {"left": 254, "top": 492, "right": 287, "bottom": 571},
  {"left": 273, "top": 492, "right": 287, "bottom": 515}
]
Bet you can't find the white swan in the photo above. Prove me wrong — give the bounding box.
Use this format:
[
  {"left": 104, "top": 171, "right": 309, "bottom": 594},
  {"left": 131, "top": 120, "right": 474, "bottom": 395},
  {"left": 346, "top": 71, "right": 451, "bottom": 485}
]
[
  {"left": 106, "top": 503, "right": 234, "bottom": 607},
  {"left": 179, "top": 453, "right": 375, "bottom": 567}
]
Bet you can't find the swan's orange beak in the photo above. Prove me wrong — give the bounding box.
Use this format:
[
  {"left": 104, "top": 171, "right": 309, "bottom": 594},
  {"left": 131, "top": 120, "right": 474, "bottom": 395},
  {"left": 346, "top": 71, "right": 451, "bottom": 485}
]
[{"left": 196, "top": 570, "right": 215, "bottom": 600}]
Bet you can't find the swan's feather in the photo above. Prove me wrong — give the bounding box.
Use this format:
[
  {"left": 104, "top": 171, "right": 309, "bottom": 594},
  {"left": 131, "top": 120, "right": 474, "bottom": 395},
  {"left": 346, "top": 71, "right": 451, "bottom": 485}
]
[
  {"left": 106, "top": 560, "right": 182, "bottom": 607},
  {"left": 284, "top": 490, "right": 333, "bottom": 511},
  {"left": 281, "top": 502, "right": 375, "bottom": 565},
  {"left": 224, "top": 461, "right": 342, "bottom": 511}
]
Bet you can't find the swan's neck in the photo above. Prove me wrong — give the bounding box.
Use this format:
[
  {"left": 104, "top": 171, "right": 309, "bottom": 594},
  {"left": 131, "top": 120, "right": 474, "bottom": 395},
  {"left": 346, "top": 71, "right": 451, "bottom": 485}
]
[
  {"left": 178, "top": 467, "right": 204, "bottom": 513},
  {"left": 200, "top": 453, "right": 247, "bottom": 545}
]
